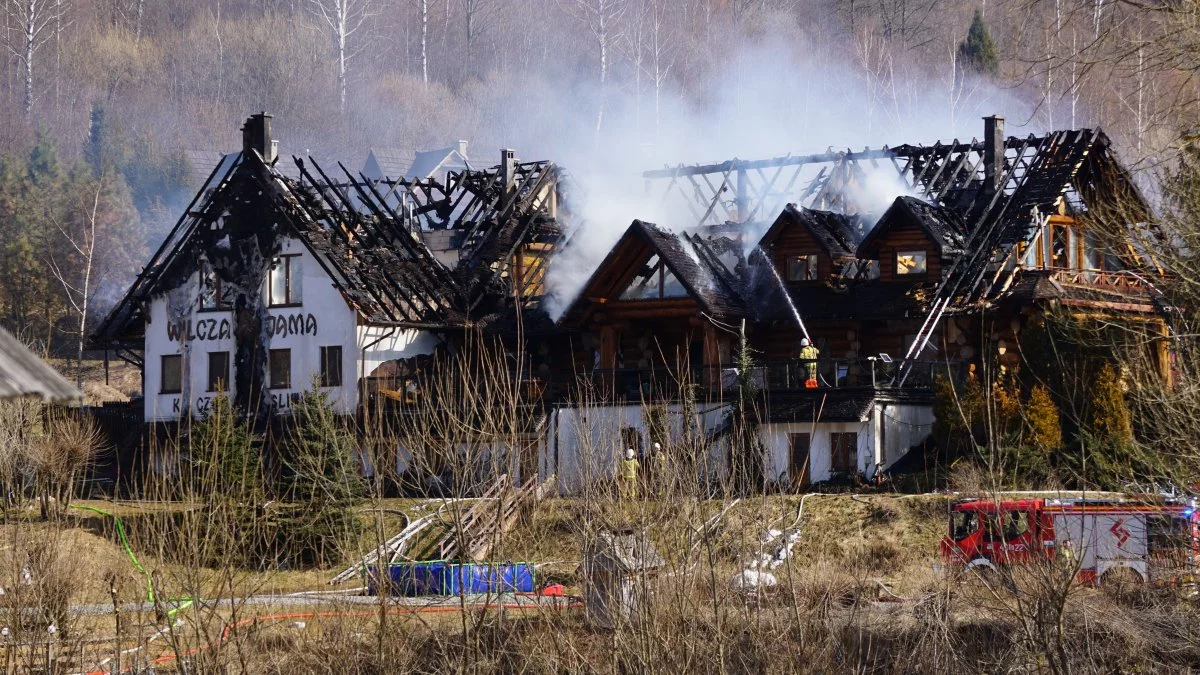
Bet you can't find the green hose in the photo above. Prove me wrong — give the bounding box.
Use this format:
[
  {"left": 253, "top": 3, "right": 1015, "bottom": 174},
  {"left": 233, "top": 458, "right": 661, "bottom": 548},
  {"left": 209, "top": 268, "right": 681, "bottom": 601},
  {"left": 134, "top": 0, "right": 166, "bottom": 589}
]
[{"left": 70, "top": 504, "right": 193, "bottom": 616}]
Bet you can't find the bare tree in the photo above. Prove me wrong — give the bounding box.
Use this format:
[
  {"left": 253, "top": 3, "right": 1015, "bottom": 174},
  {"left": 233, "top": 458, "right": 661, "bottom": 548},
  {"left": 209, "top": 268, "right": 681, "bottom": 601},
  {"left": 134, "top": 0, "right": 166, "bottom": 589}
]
[
  {"left": 645, "top": 0, "right": 675, "bottom": 142},
  {"left": 419, "top": 0, "right": 428, "bottom": 86},
  {"left": 46, "top": 180, "right": 101, "bottom": 390},
  {"left": 6, "top": 0, "right": 69, "bottom": 115},
  {"left": 561, "top": 0, "right": 627, "bottom": 135},
  {"left": 308, "top": 0, "right": 379, "bottom": 114}
]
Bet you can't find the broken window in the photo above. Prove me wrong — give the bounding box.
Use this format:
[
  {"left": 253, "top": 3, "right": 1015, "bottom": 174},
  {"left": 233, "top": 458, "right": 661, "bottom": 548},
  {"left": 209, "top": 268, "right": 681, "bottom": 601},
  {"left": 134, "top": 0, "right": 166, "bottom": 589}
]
[
  {"left": 269, "top": 348, "right": 291, "bottom": 389},
  {"left": 161, "top": 354, "right": 182, "bottom": 394},
  {"left": 895, "top": 250, "right": 927, "bottom": 276},
  {"left": 619, "top": 255, "right": 689, "bottom": 300},
  {"left": 1084, "top": 230, "right": 1103, "bottom": 271},
  {"left": 1051, "top": 223, "right": 1069, "bottom": 268},
  {"left": 620, "top": 427, "right": 642, "bottom": 456},
  {"left": 207, "top": 351, "right": 230, "bottom": 392},
  {"left": 320, "top": 345, "right": 343, "bottom": 387},
  {"left": 787, "top": 254, "right": 819, "bottom": 282},
  {"left": 199, "top": 261, "right": 230, "bottom": 311},
  {"left": 268, "top": 255, "right": 302, "bottom": 306},
  {"left": 830, "top": 432, "right": 857, "bottom": 473}
]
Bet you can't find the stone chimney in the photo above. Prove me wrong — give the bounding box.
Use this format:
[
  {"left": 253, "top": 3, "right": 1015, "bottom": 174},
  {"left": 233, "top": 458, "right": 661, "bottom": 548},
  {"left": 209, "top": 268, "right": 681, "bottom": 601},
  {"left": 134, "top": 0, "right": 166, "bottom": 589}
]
[
  {"left": 983, "top": 115, "right": 1005, "bottom": 194},
  {"left": 241, "top": 112, "right": 278, "bottom": 163}
]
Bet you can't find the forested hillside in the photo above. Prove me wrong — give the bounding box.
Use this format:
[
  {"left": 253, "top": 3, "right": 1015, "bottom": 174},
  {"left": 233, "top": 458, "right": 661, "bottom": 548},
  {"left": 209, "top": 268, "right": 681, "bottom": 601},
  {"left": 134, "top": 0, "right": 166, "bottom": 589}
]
[{"left": 0, "top": 0, "right": 1196, "bottom": 358}]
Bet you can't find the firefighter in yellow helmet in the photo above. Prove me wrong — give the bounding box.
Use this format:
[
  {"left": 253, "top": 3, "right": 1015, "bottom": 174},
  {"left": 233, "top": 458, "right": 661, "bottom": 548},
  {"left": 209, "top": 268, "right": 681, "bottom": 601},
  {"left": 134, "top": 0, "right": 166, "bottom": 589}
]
[
  {"left": 652, "top": 442, "right": 669, "bottom": 496},
  {"left": 620, "top": 448, "right": 640, "bottom": 500},
  {"left": 799, "top": 337, "right": 819, "bottom": 388}
]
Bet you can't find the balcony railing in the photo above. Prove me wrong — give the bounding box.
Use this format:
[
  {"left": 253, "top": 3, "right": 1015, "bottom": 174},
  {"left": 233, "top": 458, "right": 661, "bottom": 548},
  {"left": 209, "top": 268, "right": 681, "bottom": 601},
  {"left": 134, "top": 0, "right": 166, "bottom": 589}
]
[
  {"left": 359, "top": 358, "right": 968, "bottom": 412},
  {"left": 585, "top": 358, "right": 968, "bottom": 400}
]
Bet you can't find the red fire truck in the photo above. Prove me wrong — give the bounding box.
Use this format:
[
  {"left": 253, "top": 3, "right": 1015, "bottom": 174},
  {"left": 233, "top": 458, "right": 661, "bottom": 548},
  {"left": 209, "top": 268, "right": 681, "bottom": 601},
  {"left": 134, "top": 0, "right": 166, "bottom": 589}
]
[{"left": 940, "top": 497, "right": 1200, "bottom": 585}]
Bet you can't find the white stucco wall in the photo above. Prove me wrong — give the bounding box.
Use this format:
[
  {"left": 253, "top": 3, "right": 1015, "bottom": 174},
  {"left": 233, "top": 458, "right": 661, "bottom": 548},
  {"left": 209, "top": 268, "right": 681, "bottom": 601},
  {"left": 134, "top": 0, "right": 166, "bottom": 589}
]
[
  {"left": 758, "top": 421, "right": 874, "bottom": 485},
  {"left": 144, "top": 237, "right": 361, "bottom": 421},
  {"left": 545, "top": 403, "right": 730, "bottom": 494},
  {"left": 877, "top": 402, "right": 935, "bottom": 468},
  {"left": 357, "top": 326, "right": 439, "bottom": 381}
]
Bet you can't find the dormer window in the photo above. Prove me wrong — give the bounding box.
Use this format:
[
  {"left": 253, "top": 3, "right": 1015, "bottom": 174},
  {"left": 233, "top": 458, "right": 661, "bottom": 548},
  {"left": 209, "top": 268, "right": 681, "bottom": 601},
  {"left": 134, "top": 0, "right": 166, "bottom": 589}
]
[
  {"left": 896, "top": 251, "right": 927, "bottom": 276},
  {"left": 199, "top": 262, "right": 231, "bottom": 311},
  {"left": 268, "top": 254, "right": 302, "bottom": 306},
  {"left": 787, "top": 255, "right": 819, "bottom": 282},
  {"left": 619, "top": 255, "right": 687, "bottom": 300}
]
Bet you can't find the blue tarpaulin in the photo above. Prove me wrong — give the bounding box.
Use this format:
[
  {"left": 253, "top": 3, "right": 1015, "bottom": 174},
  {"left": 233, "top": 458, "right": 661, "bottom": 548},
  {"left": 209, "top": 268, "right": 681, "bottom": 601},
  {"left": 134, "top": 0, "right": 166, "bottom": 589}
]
[{"left": 368, "top": 562, "right": 536, "bottom": 596}]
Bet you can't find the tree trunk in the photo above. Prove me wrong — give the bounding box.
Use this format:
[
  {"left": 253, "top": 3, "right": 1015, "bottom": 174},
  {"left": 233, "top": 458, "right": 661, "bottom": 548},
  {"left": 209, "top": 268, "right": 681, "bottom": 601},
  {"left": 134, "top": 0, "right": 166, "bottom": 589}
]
[
  {"left": 24, "top": 3, "right": 35, "bottom": 116},
  {"left": 595, "top": 3, "right": 607, "bottom": 135},
  {"left": 74, "top": 187, "right": 99, "bottom": 391},
  {"left": 338, "top": 6, "right": 348, "bottom": 114},
  {"left": 421, "top": 0, "right": 428, "bottom": 86}
]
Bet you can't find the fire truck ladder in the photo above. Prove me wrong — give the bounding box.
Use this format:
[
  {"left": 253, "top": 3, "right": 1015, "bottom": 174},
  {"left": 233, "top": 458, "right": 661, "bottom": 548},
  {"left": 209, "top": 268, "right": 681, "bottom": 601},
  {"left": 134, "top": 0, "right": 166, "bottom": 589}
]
[{"left": 895, "top": 129, "right": 1101, "bottom": 386}]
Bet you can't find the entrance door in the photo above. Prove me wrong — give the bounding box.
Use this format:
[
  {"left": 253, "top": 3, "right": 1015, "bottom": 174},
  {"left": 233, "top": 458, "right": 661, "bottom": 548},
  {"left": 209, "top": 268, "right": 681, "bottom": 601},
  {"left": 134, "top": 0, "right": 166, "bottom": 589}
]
[{"left": 789, "top": 433, "right": 811, "bottom": 491}]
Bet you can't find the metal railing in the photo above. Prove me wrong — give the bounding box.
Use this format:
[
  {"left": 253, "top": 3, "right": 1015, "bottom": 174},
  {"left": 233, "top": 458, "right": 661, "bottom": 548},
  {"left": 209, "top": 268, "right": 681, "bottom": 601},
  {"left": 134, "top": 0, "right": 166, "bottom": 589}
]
[{"left": 359, "top": 357, "right": 970, "bottom": 411}]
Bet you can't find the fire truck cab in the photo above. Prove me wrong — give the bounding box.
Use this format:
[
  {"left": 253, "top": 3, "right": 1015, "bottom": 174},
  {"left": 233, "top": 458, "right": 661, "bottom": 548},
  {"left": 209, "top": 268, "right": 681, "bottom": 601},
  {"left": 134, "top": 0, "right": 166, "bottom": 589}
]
[{"left": 940, "top": 497, "right": 1200, "bottom": 585}]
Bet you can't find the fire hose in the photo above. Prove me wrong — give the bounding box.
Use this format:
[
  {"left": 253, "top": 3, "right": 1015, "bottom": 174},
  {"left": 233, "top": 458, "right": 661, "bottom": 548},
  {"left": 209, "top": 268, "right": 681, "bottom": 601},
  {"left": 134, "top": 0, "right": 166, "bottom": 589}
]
[
  {"left": 68, "top": 505, "right": 195, "bottom": 618},
  {"left": 80, "top": 599, "right": 583, "bottom": 675}
]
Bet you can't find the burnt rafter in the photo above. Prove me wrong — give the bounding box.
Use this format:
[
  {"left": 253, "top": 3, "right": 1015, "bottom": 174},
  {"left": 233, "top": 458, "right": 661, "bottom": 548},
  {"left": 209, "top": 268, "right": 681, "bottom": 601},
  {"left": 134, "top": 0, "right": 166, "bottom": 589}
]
[
  {"left": 460, "top": 163, "right": 561, "bottom": 310},
  {"left": 95, "top": 140, "right": 567, "bottom": 344},
  {"left": 286, "top": 159, "right": 451, "bottom": 324},
  {"left": 92, "top": 153, "right": 245, "bottom": 347},
  {"left": 298, "top": 156, "right": 565, "bottom": 319}
]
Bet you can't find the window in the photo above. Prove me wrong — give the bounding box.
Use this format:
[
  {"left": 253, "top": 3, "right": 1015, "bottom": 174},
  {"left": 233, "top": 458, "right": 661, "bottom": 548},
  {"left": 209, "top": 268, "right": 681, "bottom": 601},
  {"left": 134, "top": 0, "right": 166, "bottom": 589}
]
[
  {"left": 620, "top": 427, "right": 642, "bottom": 456},
  {"left": 268, "top": 255, "right": 302, "bottom": 306},
  {"left": 895, "top": 250, "right": 927, "bottom": 276},
  {"left": 207, "top": 352, "right": 230, "bottom": 392},
  {"left": 1051, "top": 223, "right": 1070, "bottom": 268},
  {"left": 319, "top": 346, "right": 343, "bottom": 387},
  {"left": 787, "top": 254, "right": 819, "bottom": 281},
  {"left": 830, "top": 432, "right": 857, "bottom": 473},
  {"left": 619, "top": 255, "right": 688, "bottom": 300},
  {"left": 161, "top": 354, "right": 182, "bottom": 394},
  {"left": 789, "top": 433, "right": 811, "bottom": 487},
  {"left": 1083, "top": 230, "right": 1103, "bottom": 271},
  {"left": 950, "top": 511, "right": 979, "bottom": 541},
  {"left": 269, "top": 349, "right": 291, "bottom": 389},
  {"left": 199, "top": 261, "right": 230, "bottom": 311}
]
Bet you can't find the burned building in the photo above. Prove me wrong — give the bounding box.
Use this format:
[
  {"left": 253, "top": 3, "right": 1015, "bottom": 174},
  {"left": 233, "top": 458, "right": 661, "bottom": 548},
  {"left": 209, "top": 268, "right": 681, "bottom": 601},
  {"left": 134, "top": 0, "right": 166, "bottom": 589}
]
[
  {"left": 553, "top": 116, "right": 1166, "bottom": 490},
  {"left": 95, "top": 114, "right": 1167, "bottom": 493},
  {"left": 93, "top": 113, "right": 563, "bottom": 425}
]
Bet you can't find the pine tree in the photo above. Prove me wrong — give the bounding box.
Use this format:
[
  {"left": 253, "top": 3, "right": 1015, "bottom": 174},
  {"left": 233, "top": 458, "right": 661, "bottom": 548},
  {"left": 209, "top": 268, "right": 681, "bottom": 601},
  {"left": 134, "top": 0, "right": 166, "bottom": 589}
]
[
  {"left": 959, "top": 10, "right": 1000, "bottom": 77},
  {"left": 280, "top": 389, "right": 364, "bottom": 566}
]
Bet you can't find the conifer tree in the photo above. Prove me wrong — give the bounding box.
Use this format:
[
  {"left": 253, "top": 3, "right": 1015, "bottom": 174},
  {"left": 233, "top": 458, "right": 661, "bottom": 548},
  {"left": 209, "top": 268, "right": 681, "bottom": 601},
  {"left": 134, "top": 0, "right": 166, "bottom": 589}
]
[
  {"left": 959, "top": 9, "right": 1000, "bottom": 77},
  {"left": 281, "top": 389, "right": 364, "bottom": 566}
]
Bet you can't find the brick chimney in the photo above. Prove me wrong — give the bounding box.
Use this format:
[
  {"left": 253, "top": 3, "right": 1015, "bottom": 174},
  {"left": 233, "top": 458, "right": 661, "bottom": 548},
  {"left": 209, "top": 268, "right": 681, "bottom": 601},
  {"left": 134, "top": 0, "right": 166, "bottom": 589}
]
[
  {"left": 983, "top": 115, "right": 1004, "bottom": 194},
  {"left": 241, "top": 112, "right": 277, "bottom": 163}
]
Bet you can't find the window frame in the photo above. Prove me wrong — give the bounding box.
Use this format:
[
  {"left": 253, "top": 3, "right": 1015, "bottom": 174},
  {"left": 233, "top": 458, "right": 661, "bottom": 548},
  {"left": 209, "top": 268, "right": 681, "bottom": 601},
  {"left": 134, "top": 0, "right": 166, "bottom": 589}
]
[
  {"left": 268, "top": 254, "right": 303, "bottom": 307},
  {"left": 894, "top": 250, "right": 928, "bottom": 276},
  {"left": 160, "top": 354, "right": 183, "bottom": 394},
  {"left": 829, "top": 432, "right": 857, "bottom": 473},
  {"left": 787, "top": 254, "right": 819, "bottom": 282},
  {"left": 268, "top": 348, "right": 292, "bottom": 389},
  {"left": 789, "top": 432, "right": 811, "bottom": 483},
  {"left": 207, "top": 351, "right": 230, "bottom": 392},
  {"left": 198, "top": 261, "right": 231, "bottom": 312},
  {"left": 319, "top": 345, "right": 343, "bottom": 387}
]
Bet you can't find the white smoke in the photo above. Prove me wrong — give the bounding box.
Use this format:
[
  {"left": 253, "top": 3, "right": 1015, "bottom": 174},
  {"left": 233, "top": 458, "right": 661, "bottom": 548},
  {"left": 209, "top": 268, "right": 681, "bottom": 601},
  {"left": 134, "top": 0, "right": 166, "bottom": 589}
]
[{"left": 521, "top": 30, "right": 1039, "bottom": 320}]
